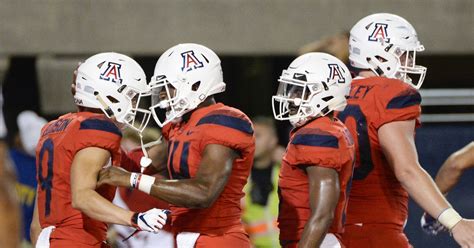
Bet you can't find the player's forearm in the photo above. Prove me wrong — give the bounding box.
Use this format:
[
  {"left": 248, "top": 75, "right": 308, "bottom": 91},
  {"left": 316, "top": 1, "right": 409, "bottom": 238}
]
[
  {"left": 30, "top": 222, "right": 42, "bottom": 247},
  {"left": 150, "top": 178, "right": 217, "bottom": 208},
  {"left": 72, "top": 189, "right": 134, "bottom": 226},
  {"left": 30, "top": 194, "right": 41, "bottom": 246},
  {"left": 298, "top": 214, "right": 333, "bottom": 248},
  {"left": 434, "top": 160, "right": 464, "bottom": 195},
  {"left": 396, "top": 164, "right": 450, "bottom": 218}
]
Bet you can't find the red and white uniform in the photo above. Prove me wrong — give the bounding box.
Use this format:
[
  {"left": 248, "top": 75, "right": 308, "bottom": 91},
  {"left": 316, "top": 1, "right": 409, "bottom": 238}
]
[
  {"left": 162, "top": 103, "right": 255, "bottom": 247},
  {"left": 336, "top": 77, "right": 421, "bottom": 248},
  {"left": 278, "top": 116, "right": 355, "bottom": 248},
  {"left": 36, "top": 112, "right": 122, "bottom": 247}
]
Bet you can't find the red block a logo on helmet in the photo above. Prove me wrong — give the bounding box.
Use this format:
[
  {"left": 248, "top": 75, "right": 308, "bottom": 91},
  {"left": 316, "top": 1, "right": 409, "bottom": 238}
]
[
  {"left": 99, "top": 62, "right": 123, "bottom": 84},
  {"left": 328, "top": 64, "right": 346, "bottom": 83},
  {"left": 181, "top": 50, "right": 204, "bottom": 72},
  {"left": 368, "top": 23, "right": 390, "bottom": 43}
]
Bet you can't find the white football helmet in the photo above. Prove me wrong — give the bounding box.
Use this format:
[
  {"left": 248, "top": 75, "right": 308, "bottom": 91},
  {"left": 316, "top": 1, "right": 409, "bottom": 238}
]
[
  {"left": 149, "top": 43, "right": 226, "bottom": 127},
  {"left": 74, "top": 52, "right": 151, "bottom": 132},
  {"left": 349, "top": 13, "right": 427, "bottom": 89},
  {"left": 272, "top": 52, "right": 352, "bottom": 127}
]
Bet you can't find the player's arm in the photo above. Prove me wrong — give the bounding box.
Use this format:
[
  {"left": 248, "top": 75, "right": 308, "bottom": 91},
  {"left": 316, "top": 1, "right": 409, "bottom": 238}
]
[
  {"left": 379, "top": 120, "right": 474, "bottom": 245},
  {"left": 434, "top": 142, "right": 474, "bottom": 195},
  {"left": 99, "top": 144, "right": 237, "bottom": 209},
  {"left": 30, "top": 193, "right": 41, "bottom": 246},
  {"left": 71, "top": 147, "right": 166, "bottom": 231},
  {"left": 298, "top": 166, "right": 340, "bottom": 248}
]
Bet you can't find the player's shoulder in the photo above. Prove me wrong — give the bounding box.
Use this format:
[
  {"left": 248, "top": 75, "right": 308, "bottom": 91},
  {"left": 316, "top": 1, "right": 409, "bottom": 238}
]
[
  {"left": 195, "top": 103, "right": 253, "bottom": 135},
  {"left": 75, "top": 112, "right": 122, "bottom": 137},
  {"left": 357, "top": 77, "right": 421, "bottom": 108},
  {"left": 290, "top": 117, "right": 341, "bottom": 149}
]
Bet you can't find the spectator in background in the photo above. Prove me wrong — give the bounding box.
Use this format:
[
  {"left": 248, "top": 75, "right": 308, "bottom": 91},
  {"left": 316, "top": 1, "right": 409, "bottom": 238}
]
[
  {"left": 0, "top": 87, "right": 21, "bottom": 248},
  {"left": 242, "top": 116, "right": 283, "bottom": 247},
  {"left": 9, "top": 110, "right": 47, "bottom": 247},
  {"left": 109, "top": 126, "right": 174, "bottom": 248}
]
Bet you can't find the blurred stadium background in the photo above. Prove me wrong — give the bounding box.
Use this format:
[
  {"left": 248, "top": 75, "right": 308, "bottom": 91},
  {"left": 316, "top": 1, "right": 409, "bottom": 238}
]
[{"left": 1, "top": 1, "right": 473, "bottom": 247}]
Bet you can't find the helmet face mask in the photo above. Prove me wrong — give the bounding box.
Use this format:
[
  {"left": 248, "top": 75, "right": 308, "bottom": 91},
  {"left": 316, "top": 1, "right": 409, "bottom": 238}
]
[
  {"left": 74, "top": 52, "right": 151, "bottom": 132},
  {"left": 349, "top": 13, "right": 427, "bottom": 89},
  {"left": 148, "top": 43, "right": 226, "bottom": 127},
  {"left": 272, "top": 52, "right": 352, "bottom": 127}
]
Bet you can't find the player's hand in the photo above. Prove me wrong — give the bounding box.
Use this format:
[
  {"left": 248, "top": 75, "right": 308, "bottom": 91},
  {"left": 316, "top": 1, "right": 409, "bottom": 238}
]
[
  {"left": 451, "top": 219, "right": 474, "bottom": 248},
  {"left": 97, "top": 166, "right": 131, "bottom": 188},
  {"left": 131, "top": 208, "right": 168, "bottom": 233},
  {"left": 421, "top": 212, "right": 447, "bottom": 235}
]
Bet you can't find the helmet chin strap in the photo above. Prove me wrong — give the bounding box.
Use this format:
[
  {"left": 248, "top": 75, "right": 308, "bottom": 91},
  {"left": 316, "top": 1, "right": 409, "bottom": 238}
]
[{"left": 139, "top": 132, "right": 163, "bottom": 173}]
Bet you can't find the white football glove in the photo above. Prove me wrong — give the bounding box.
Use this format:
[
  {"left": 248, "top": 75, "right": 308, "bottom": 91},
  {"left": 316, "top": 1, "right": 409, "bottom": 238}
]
[
  {"left": 421, "top": 212, "right": 448, "bottom": 235},
  {"left": 131, "top": 208, "right": 169, "bottom": 233}
]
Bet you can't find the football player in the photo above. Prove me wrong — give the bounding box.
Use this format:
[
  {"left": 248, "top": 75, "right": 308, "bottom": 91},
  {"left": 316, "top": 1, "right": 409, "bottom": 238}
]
[
  {"left": 337, "top": 13, "right": 474, "bottom": 247},
  {"left": 421, "top": 142, "right": 474, "bottom": 235},
  {"left": 98, "top": 43, "right": 255, "bottom": 247},
  {"left": 273, "top": 52, "right": 355, "bottom": 248},
  {"left": 30, "top": 53, "right": 168, "bottom": 247}
]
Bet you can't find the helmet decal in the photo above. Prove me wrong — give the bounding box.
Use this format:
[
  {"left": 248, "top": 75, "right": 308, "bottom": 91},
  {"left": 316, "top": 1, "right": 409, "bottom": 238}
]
[
  {"left": 99, "top": 62, "right": 123, "bottom": 84},
  {"left": 368, "top": 23, "right": 390, "bottom": 43},
  {"left": 181, "top": 50, "right": 204, "bottom": 72},
  {"left": 328, "top": 64, "right": 346, "bottom": 83}
]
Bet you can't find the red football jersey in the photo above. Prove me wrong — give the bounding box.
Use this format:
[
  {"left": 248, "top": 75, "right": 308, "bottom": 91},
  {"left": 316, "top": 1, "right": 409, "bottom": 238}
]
[
  {"left": 278, "top": 116, "right": 355, "bottom": 241},
  {"left": 35, "top": 112, "right": 121, "bottom": 246},
  {"left": 119, "top": 149, "right": 169, "bottom": 211},
  {"left": 336, "top": 77, "right": 421, "bottom": 227},
  {"left": 162, "top": 103, "right": 255, "bottom": 235}
]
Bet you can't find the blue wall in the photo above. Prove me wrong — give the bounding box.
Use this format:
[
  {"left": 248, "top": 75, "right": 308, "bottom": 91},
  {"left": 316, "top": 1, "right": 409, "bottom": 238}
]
[{"left": 406, "top": 123, "right": 474, "bottom": 247}]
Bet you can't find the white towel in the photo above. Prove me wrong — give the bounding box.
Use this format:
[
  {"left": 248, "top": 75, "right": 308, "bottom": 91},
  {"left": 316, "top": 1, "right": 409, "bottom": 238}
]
[
  {"left": 320, "top": 233, "right": 342, "bottom": 248},
  {"left": 176, "top": 232, "right": 200, "bottom": 248},
  {"left": 36, "top": 226, "right": 55, "bottom": 248}
]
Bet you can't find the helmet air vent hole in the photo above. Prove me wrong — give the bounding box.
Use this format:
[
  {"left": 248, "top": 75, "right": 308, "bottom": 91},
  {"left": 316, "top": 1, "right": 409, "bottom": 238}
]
[
  {"left": 201, "top": 54, "right": 209, "bottom": 63},
  {"left": 322, "top": 96, "right": 334, "bottom": 102},
  {"left": 106, "top": 96, "right": 119, "bottom": 103},
  {"left": 192, "top": 81, "right": 201, "bottom": 91},
  {"left": 375, "top": 56, "right": 387, "bottom": 62},
  {"left": 321, "top": 82, "right": 329, "bottom": 91},
  {"left": 117, "top": 85, "right": 126, "bottom": 93}
]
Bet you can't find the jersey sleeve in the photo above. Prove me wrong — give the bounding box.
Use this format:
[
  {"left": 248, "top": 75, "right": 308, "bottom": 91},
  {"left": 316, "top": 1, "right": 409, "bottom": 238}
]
[
  {"left": 72, "top": 118, "right": 122, "bottom": 165},
  {"left": 120, "top": 148, "right": 142, "bottom": 172},
  {"left": 197, "top": 110, "right": 255, "bottom": 154},
  {"left": 372, "top": 82, "right": 421, "bottom": 129},
  {"left": 285, "top": 132, "right": 344, "bottom": 171}
]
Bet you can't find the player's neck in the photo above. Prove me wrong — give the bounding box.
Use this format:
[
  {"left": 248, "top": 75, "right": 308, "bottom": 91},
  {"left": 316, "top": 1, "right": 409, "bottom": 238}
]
[
  {"left": 182, "top": 97, "right": 216, "bottom": 122},
  {"left": 77, "top": 106, "right": 103, "bottom": 114},
  {"left": 358, "top": 70, "right": 377, "bottom": 78},
  {"left": 326, "top": 112, "right": 335, "bottom": 121}
]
